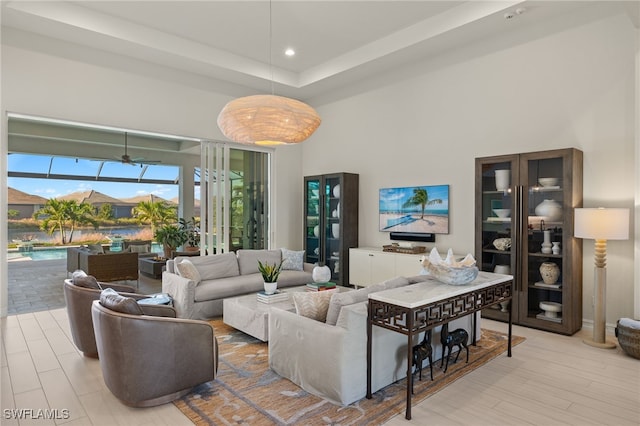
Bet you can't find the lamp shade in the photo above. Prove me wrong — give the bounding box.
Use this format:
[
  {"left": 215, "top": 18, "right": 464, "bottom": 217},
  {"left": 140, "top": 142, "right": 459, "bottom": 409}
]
[
  {"left": 574, "top": 208, "right": 629, "bottom": 240},
  {"left": 217, "top": 95, "right": 321, "bottom": 146}
]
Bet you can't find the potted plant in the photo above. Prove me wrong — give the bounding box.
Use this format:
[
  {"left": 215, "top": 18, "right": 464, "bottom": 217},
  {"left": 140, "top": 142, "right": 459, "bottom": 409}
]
[
  {"left": 179, "top": 217, "right": 200, "bottom": 251},
  {"left": 154, "top": 224, "right": 188, "bottom": 259},
  {"left": 258, "top": 260, "right": 283, "bottom": 295}
]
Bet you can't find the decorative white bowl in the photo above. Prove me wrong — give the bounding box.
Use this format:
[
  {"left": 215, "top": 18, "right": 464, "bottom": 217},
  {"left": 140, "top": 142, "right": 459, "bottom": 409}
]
[
  {"left": 538, "top": 177, "right": 558, "bottom": 187},
  {"left": 539, "top": 301, "right": 562, "bottom": 318},
  {"left": 492, "top": 208, "right": 511, "bottom": 218},
  {"left": 492, "top": 238, "right": 512, "bottom": 251},
  {"left": 422, "top": 259, "right": 479, "bottom": 286}
]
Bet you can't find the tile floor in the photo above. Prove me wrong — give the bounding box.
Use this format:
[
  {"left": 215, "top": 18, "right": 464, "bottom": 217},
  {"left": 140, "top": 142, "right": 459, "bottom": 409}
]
[{"left": 3, "top": 258, "right": 639, "bottom": 425}]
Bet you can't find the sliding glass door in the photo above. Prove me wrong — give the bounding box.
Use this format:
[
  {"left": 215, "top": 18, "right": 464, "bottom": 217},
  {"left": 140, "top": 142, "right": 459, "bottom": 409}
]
[{"left": 199, "top": 142, "right": 270, "bottom": 254}]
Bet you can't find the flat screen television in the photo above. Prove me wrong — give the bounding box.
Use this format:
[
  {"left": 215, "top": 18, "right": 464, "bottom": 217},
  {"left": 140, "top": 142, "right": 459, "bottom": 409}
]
[{"left": 379, "top": 185, "right": 450, "bottom": 239}]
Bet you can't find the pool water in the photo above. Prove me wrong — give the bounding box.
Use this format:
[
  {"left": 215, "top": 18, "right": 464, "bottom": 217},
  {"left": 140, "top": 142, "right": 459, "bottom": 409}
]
[{"left": 8, "top": 244, "right": 162, "bottom": 261}]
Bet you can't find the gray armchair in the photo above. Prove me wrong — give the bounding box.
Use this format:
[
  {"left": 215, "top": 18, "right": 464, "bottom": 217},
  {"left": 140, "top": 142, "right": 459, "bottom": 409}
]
[
  {"left": 91, "top": 290, "right": 218, "bottom": 407},
  {"left": 63, "top": 278, "right": 143, "bottom": 358}
]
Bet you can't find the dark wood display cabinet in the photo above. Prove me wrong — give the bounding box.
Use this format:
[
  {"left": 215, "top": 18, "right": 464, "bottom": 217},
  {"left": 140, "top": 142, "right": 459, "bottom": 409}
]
[
  {"left": 475, "top": 148, "right": 583, "bottom": 335},
  {"left": 304, "top": 173, "right": 358, "bottom": 287}
]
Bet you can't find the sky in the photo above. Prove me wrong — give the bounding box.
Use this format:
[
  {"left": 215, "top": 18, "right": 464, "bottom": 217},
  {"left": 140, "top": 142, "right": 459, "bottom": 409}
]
[
  {"left": 379, "top": 184, "right": 450, "bottom": 213},
  {"left": 8, "top": 153, "right": 184, "bottom": 200}
]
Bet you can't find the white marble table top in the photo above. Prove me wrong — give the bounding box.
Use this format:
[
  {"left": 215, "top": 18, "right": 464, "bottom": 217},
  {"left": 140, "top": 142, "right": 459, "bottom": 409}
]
[{"left": 368, "top": 272, "right": 513, "bottom": 309}]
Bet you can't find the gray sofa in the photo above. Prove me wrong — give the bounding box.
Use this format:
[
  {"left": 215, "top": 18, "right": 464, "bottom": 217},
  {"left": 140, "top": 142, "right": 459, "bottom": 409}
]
[
  {"left": 162, "top": 248, "right": 314, "bottom": 319},
  {"left": 269, "top": 275, "right": 481, "bottom": 406}
]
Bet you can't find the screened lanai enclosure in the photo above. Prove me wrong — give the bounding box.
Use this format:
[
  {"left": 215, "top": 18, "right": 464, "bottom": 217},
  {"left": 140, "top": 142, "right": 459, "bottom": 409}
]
[{"left": 7, "top": 114, "right": 272, "bottom": 253}]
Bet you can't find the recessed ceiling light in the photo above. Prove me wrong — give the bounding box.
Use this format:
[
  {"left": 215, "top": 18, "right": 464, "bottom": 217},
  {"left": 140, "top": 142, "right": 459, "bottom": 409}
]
[{"left": 284, "top": 48, "right": 295, "bottom": 57}]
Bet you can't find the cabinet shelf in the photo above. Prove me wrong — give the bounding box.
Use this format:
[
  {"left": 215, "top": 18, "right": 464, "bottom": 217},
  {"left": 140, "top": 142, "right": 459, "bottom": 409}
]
[
  {"left": 529, "top": 252, "right": 562, "bottom": 259},
  {"left": 535, "top": 313, "right": 563, "bottom": 323},
  {"left": 530, "top": 283, "right": 563, "bottom": 292},
  {"left": 529, "top": 187, "right": 562, "bottom": 193}
]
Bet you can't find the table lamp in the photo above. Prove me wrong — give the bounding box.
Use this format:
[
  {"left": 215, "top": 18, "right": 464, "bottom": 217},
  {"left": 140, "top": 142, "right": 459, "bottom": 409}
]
[{"left": 574, "top": 207, "right": 629, "bottom": 348}]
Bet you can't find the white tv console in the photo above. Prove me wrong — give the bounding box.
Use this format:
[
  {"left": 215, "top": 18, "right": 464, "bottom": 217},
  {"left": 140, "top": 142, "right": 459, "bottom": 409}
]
[{"left": 349, "top": 247, "right": 425, "bottom": 287}]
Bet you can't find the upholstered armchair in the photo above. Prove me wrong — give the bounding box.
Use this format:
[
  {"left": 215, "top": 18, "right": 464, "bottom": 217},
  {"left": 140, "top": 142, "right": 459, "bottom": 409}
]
[
  {"left": 63, "top": 278, "right": 144, "bottom": 358},
  {"left": 91, "top": 291, "right": 218, "bottom": 407}
]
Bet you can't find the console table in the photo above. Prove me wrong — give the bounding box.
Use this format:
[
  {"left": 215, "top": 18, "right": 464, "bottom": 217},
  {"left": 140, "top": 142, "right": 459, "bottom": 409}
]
[{"left": 366, "top": 272, "right": 513, "bottom": 420}]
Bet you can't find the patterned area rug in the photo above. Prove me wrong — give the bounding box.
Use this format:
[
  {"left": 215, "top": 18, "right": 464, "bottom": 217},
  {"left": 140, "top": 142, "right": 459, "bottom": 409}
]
[{"left": 175, "top": 320, "right": 524, "bottom": 425}]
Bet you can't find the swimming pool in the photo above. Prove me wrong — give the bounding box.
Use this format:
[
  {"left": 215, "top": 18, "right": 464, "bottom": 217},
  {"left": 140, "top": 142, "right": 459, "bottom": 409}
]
[{"left": 8, "top": 244, "right": 162, "bottom": 261}]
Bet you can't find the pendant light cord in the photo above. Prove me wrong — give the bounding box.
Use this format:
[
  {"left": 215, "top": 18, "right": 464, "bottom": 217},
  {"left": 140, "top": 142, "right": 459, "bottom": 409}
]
[{"left": 269, "top": 0, "right": 274, "bottom": 95}]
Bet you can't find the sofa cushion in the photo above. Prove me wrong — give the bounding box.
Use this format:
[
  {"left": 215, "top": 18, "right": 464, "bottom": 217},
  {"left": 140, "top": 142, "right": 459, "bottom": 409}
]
[
  {"left": 178, "top": 253, "right": 239, "bottom": 281},
  {"left": 292, "top": 290, "right": 335, "bottom": 322},
  {"left": 99, "top": 288, "right": 143, "bottom": 315},
  {"left": 276, "top": 270, "right": 314, "bottom": 286},
  {"left": 87, "top": 243, "right": 104, "bottom": 254},
  {"left": 382, "top": 276, "right": 411, "bottom": 289},
  {"left": 194, "top": 275, "right": 264, "bottom": 302},
  {"left": 237, "top": 249, "right": 282, "bottom": 275},
  {"left": 281, "top": 248, "right": 304, "bottom": 271},
  {"left": 129, "top": 244, "right": 150, "bottom": 253},
  {"left": 175, "top": 259, "right": 201, "bottom": 284}
]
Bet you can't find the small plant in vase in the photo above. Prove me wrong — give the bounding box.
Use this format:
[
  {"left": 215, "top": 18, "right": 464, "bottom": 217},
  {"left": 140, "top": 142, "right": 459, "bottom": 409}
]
[{"left": 258, "top": 260, "right": 283, "bottom": 295}]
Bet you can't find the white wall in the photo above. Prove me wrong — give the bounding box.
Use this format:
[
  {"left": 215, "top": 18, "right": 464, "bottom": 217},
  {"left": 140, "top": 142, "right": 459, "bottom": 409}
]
[
  {"left": 0, "top": 43, "right": 305, "bottom": 316},
  {"left": 303, "top": 13, "right": 637, "bottom": 325},
  {"left": 1, "top": 9, "right": 637, "bottom": 326}
]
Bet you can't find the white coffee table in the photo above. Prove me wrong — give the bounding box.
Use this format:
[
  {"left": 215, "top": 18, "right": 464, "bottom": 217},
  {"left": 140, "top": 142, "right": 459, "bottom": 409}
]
[{"left": 223, "top": 286, "right": 310, "bottom": 342}]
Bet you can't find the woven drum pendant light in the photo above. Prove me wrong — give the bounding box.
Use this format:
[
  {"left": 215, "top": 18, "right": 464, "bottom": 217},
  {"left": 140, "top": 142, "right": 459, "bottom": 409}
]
[
  {"left": 217, "top": 94, "right": 320, "bottom": 146},
  {"left": 216, "top": 1, "right": 320, "bottom": 146}
]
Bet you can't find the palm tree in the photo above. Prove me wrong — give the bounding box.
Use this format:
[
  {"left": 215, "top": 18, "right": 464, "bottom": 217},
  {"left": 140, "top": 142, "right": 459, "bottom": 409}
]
[
  {"left": 402, "top": 188, "right": 442, "bottom": 219},
  {"left": 67, "top": 201, "right": 99, "bottom": 242},
  {"left": 131, "top": 201, "right": 177, "bottom": 234},
  {"left": 33, "top": 199, "right": 98, "bottom": 244}
]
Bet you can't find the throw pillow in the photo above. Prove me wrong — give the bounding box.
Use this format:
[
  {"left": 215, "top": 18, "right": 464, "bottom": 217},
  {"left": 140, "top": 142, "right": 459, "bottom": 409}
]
[
  {"left": 292, "top": 290, "right": 334, "bottom": 322},
  {"left": 73, "top": 276, "right": 101, "bottom": 290},
  {"left": 87, "top": 243, "right": 104, "bottom": 254},
  {"left": 99, "top": 288, "right": 143, "bottom": 315},
  {"left": 325, "top": 283, "right": 385, "bottom": 326},
  {"left": 281, "top": 248, "right": 304, "bottom": 271},
  {"left": 175, "top": 259, "right": 202, "bottom": 284},
  {"left": 129, "top": 244, "right": 150, "bottom": 253}
]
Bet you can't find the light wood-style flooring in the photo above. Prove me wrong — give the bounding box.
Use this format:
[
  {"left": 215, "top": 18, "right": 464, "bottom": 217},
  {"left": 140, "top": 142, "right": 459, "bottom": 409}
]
[{"left": 2, "top": 310, "right": 638, "bottom": 426}]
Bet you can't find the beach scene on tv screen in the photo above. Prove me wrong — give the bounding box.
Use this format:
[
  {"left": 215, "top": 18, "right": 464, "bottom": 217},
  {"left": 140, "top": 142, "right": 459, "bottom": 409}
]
[{"left": 379, "top": 185, "right": 449, "bottom": 234}]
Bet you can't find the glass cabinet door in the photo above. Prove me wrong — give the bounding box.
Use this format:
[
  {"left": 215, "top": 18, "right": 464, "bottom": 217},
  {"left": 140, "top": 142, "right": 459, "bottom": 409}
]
[
  {"left": 476, "top": 156, "right": 519, "bottom": 321},
  {"left": 304, "top": 177, "right": 321, "bottom": 264},
  {"left": 325, "top": 176, "right": 341, "bottom": 281},
  {"left": 520, "top": 153, "right": 566, "bottom": 328}
]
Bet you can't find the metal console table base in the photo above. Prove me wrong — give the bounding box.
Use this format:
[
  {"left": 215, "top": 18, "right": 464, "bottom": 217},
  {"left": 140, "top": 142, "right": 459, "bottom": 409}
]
[{"left": 366, "top": 276, "right": 513, "bottom": 420}]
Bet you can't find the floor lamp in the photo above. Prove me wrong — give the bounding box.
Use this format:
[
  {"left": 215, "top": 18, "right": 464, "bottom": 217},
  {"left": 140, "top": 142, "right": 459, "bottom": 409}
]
[{"left": 574, "top": 207, "right": 629, "bottom": 349}]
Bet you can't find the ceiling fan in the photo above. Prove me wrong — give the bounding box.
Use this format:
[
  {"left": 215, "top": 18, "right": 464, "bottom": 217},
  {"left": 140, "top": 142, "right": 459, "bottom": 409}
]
[{"left": 117, "top": 132, "right": 161, "bottom": 165}]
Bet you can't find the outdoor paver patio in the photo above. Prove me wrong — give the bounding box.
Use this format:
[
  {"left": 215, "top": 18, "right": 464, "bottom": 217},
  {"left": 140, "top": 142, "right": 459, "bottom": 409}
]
[{"left": 7, "top": 257, "right": 162, "bottom": 315}]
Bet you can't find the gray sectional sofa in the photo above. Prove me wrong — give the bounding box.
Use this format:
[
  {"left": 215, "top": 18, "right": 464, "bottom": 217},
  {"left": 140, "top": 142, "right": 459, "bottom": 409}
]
[{"left": 162, "top": 248, "right": 314, "bottom": 319}]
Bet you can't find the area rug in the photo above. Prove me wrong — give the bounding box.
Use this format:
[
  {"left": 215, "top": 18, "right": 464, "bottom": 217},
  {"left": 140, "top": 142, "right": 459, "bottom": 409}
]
[{"left": 175, "top": 320, "right": 524, "bottom": 425}]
